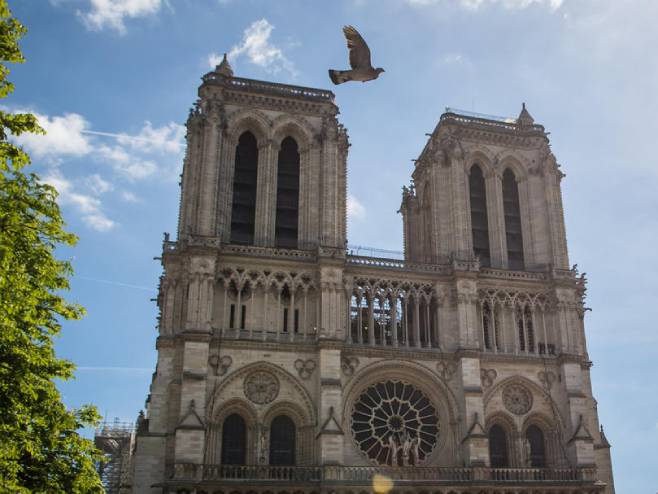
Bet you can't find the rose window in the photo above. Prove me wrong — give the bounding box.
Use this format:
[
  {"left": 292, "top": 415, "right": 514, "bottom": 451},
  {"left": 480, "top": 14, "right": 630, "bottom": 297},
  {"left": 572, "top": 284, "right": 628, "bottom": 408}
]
[{"left": 350, "top": 380, "right": 439, "bottom": 466}]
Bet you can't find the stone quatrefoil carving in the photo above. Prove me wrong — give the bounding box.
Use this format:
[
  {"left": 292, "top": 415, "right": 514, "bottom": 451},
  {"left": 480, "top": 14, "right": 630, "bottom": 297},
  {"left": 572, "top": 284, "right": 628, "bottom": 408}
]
[
  {"left": 436, "top": 361, "right": 457, "bottom": 382},
  {"left": 294, "top": 359, "right": 316, "bottom": 380},
  {"left": 208, "top": 355, "right": 233, "bottom": 376},
  {"left": 480, "top": 368, "right": 498, "bottom": 388},
  {"left": 502, "top": 383, "right": 533, "bottom": 416},
  {"left": 341, "top": 356, "right": 360, "bottom": 377},
  {"left": 244, "top": 371, "right": 280, "bottom": 405}
]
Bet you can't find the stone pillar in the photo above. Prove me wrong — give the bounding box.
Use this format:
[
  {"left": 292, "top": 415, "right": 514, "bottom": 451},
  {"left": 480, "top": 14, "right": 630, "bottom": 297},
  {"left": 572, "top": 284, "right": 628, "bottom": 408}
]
[
  {"left": 255, "top": 139, "right": 276, "bottom": 246},
  {"left": 177, "top": 111, "right": 203, "bottom": 239},
  {"left": 455, "top": 277, "right": 479, "bottom": 350},
  {"left": 196, "top": 100, "right": 224, "bottom": 236},
  {"left": 174, "top": 335, "right": 211, "bottom": 465},
  {"left": 560, "top": 361, "right": 595, "bottom": 467},
  {"left": 317, "top": 345, "right": 344, "bottom": 465},
  {"left": 486, "top": 169, "right": 506, "bottom": 268},
  {"left": 458, "top": 354, "right": 488, "bottom": 466}
]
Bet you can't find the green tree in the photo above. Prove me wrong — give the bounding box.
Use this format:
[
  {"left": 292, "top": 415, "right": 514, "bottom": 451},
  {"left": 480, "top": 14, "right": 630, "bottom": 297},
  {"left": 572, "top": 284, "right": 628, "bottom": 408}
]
[{"left": 0, "top": 1, "right": 104, "bottom": 492}]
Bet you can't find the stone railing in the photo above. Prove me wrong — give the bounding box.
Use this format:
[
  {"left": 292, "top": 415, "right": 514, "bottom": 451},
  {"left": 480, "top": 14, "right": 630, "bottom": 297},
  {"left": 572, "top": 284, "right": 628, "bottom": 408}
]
[
  {"left": 441, "top": 111, "right": 546, "bottom": 134},
  {"left": 346, "top": 255, "right": 452, "bottom": 275},
  {"left": 217, "top": 327, "right": 318, "bottom": 343},
  {"left": 169, "top": 464, "right": 597, "bottom": 484},
  {"left": 222, "top": 243, "right": 317, "bottom": 261},
  {"left": 201, "top": 73, "right": 335, "bottom": 102},
  {"left": 479, "top": 267, "right": 547, "bottom": 281}
]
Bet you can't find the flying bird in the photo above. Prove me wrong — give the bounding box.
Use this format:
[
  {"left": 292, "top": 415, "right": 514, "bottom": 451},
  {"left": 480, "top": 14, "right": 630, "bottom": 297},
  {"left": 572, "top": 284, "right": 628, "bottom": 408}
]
[{"left": 329, "top": 26, "right": 385, "bottom": 85}]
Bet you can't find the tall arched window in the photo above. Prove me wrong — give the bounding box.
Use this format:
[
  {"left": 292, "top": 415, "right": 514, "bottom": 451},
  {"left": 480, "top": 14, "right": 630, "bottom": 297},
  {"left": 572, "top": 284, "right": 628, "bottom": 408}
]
[
  {"left": 269, "top": 415, "right": 296, "bottom": 465},
  {"left": 489, "top": 424, "right": 509, "bottom": 467},
  {"left": 526, "top": 425, "right": 546, "bottom": 467},
  {"left": 502, "top": 169, "right": 524, "bottom": 269},
  {"left": 221, "top": 414, "right": 246, "bottom": 465},
  {"left": 275, "top": 137, "right": 300, "bottom": 249},
  {"left": 469, "top": 164, "right": 490, "bottom": 267},
  {"left": 230, "top": 132, "right": 258, "bottom": 245}
]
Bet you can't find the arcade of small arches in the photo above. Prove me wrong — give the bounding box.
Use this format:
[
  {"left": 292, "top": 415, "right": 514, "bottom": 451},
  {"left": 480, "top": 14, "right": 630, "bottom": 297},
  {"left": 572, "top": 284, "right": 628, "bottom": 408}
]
[
  {"left": 477, "top": 290, "right": 556, "bottom": 356},
  {"left": 203, "top": 267, "right": 563, "bottom": 357}
]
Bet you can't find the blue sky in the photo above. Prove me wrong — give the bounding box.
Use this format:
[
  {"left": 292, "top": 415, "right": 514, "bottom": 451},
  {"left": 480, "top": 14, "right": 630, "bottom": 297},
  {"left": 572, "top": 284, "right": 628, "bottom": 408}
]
[{"left": 8, "top": 1, "right": 658, "bottom": 491}]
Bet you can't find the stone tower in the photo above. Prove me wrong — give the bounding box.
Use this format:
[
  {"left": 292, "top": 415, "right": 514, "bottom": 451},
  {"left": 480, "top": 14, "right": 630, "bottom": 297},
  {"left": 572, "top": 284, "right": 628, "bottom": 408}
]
[{"left": 120, "top": 60, "right": 615, "bottom": 494}]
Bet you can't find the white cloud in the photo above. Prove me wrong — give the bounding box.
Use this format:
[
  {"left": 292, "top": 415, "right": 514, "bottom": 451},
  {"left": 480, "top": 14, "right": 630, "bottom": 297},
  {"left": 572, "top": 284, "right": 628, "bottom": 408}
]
[
  {"left": 85, "top": 173, "right": 114, "bottom": 194},
  {"left": 216, "top": 19, "right": 296, "bottom": 75},
  {"left": 117, "top": 121, "right": 185, "bottom": 155},
  {"left": 97, "top": 143, "right": 158, "bottom": 180},
  {"left": 348, "top": 195, "right": 367, "bottom": 221},
  {"left": 406, "top": 0, "right": 563, "bottom": 10},
  {"left": 208, "top": 53, "right": 223, "bottom": 68},
  {"left": 121, "top": 190, "right": 140, "bottom": 203},
  {"left": 87, "top": 121, "right": 185, "bottom": 180},
  {"left": 43, "top": 171, "right": 117, "bottom": 232},
  {"left": 78, "top": 0, "right": 163, "bottom": 34},
  {"left": 440, "top": 53, "right": 475, "bottom": 70},
  {"left": 14, "top": 112, "right": 92, "bottom": 161}
]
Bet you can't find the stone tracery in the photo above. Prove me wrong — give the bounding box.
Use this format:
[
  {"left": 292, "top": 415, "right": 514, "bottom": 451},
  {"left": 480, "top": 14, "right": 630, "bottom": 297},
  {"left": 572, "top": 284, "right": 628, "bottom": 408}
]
[{"left": 350, "top": 380, "right": 439, "bottom": 466}]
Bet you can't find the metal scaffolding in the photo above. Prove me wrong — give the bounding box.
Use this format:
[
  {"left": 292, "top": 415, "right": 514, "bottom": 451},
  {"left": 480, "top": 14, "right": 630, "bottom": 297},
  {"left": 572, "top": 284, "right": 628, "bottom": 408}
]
[{"left": 95, "top": 419, "right": 135, "bottom": 494}]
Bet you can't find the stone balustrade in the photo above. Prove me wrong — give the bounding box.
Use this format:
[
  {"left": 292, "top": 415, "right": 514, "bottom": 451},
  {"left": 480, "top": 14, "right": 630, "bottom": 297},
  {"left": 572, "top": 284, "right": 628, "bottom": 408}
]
[{"left": 169, "top": 463, "right": 597, "bottom": 484}]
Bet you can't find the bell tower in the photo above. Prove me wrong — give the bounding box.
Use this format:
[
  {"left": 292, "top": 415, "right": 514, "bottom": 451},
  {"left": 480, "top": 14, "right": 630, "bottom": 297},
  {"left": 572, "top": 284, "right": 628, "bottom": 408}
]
[
  {"left": 400, "top": 104, "right": 569, "bottom": 271},
  {"left": 176, "top": 54, "right": 348, "bottom": 251}
]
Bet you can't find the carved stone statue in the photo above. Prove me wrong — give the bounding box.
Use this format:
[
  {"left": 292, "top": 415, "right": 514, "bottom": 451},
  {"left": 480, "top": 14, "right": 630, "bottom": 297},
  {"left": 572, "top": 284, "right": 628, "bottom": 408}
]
[
  {"left": 410, "top": 435, "right": 421, "bottom": 466},
  {"left": 524, "top": 437, "right": 532, "bottom": 467},
  {"left": 401, "top": 431, "right": 412, "bottom": 466},
  {"left": 387, "top": 434, "right": 399, "bottom": 467}
]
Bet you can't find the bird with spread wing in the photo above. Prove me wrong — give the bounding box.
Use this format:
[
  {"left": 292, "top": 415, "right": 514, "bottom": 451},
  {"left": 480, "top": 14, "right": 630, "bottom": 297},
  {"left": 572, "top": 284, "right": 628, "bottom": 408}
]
[{"left": 329, "top": 25, "right": 384, "bottom": 85}]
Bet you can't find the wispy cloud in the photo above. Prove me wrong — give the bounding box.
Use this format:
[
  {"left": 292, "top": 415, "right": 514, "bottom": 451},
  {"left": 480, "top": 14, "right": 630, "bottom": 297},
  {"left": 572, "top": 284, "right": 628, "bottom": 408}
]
[
  {"left": 348, "top": 194, "right": 367, "bottom": 221},
  {"left": 77, "top": 0, "right": 164, "bottom": 34},
  {"left": 209, "top": 19, "right": 297, "bottom": 75},
  {"left": 13, "top": 109, "right": 185, "bottom": 231},
  {"left": 14, "top": 112, "right": 92, "bottom": 162},
  {"left": 406, "top": 0, "right": 563, "bottom": 11},
  {"left": 439, "top": 53, "right": 475, "bottom": 70},
  {"left": 42, "top": 170, "right": 117, "bottom": 232}
]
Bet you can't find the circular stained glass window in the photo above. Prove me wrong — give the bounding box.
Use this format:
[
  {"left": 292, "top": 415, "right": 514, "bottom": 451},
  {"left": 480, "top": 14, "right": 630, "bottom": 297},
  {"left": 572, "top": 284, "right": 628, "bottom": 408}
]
[{"left": 350, "top": 380, "right": 439, "bottom": 466}]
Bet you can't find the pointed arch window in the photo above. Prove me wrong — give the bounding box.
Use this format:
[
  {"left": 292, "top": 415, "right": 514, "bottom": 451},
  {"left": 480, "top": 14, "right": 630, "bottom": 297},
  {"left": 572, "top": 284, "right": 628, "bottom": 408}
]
[
  {"left": 502, "top": 169, "right": 524, "bottom": 269},
  {"left": 221, "top": 414, "right": 246, "bottom": 465},
  {"left": 230, "top": 131, "right": 258, "bottom": 245},
  {"left": 269, "top": 415, "right": 296, "bottom": 465},
  {"left": 488, "top": 424, "right": 509, "bottom": 467},
  {"left": 469, "top": 164, "right": 490, "bottom": 267},
  {"left": 526, "top": 425, "right": 546, "bottom": 467},
  {"left": 275, "top": 137, "right": 300, "bottom": 249}
]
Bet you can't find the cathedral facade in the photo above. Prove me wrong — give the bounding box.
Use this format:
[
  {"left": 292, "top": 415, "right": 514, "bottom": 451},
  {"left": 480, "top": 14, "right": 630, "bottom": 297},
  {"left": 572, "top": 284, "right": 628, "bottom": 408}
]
[{"left": 110, "top": 56, "right": 615, "bottom": 494}]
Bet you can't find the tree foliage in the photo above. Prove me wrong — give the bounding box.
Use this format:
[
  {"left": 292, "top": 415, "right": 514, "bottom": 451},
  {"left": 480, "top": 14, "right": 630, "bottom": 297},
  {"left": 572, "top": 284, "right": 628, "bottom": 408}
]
[{"left": 0, "top": 1, "right": 104, "bottom": 492}]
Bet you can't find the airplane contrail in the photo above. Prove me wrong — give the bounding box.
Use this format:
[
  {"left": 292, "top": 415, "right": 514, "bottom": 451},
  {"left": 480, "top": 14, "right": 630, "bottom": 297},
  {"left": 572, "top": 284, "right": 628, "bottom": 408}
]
[
  {"left": 80, "top": 129, "right": 174, "bottom": 144},
  {"left": 76, "top": 275, "right": 155, "bottom": 292}
]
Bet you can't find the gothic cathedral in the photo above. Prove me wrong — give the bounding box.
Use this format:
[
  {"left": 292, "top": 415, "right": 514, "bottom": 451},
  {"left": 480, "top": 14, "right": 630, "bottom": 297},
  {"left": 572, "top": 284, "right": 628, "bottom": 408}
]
[{"left": 96, "top": 56, "right": 615, "bottom": 494}]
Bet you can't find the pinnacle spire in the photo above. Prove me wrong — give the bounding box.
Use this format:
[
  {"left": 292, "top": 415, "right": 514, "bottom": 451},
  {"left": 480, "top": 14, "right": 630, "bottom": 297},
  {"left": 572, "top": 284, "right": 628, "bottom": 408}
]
[
  {"left": 216, "top": 53, "right": 234, "bottom": 77},
  {"left": 517, "top": 102, "right": 535, "bottom": 127}
]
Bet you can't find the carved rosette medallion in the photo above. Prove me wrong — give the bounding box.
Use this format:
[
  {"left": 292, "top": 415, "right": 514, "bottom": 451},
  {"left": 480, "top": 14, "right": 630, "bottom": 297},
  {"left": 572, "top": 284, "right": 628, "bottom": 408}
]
[
  {"left": 351, "top": 380, "right": 439, "bottom": 466},
  {"left": 244, "top": 371, "right": 279, "bottom": 405},
  {"left": 503, "top": 383, "right": 533, "bottom": 415}
]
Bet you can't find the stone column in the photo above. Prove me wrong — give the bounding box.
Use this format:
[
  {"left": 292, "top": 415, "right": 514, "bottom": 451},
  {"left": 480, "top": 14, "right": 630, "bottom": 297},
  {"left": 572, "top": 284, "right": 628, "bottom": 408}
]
[
  {"left": 196, "top": 100, "right": 224, "bottom": 236},
  {"left": 255, "top": 139, "right": 276, "bottom": 246},
  {"left": 458, "top": 355, "right": 488, "bottom": 466},
  {"left": 317, "top": 344, "right": 344, "bottom": 465},
  {"left": 486, "top": 169, "right": 506, "bottom": 268}
]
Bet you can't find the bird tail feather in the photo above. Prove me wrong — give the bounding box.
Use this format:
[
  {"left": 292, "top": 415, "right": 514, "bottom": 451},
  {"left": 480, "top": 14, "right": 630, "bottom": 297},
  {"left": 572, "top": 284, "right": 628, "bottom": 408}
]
[{"left": 329, "top": 69, "right": 349, "bottom": 85}]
